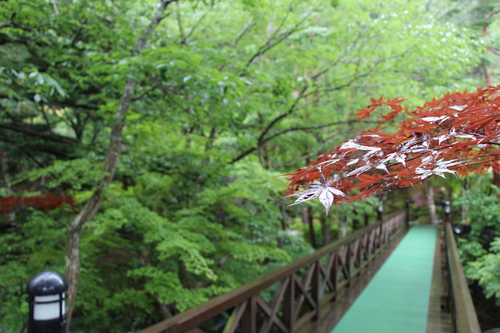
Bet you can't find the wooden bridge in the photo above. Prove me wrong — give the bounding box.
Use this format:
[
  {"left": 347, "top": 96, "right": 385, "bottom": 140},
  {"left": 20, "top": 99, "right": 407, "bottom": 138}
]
[{"left": 138, "top": 208, "right": 481, "bottom": 333}]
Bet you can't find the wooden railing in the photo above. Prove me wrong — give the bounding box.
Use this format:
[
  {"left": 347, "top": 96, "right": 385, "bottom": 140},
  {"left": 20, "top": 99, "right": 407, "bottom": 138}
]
[
  {"left": 444, "top": 221, "right": 481, "bottom": 333},
  {"left": 139, "top": 210, "right": 408, "bottom": 333}
]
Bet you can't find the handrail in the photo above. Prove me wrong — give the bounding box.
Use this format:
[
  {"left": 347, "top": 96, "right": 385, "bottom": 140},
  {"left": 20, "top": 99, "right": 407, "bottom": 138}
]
[
  {"left": 445, "top": 222, "right": 481, "bottom": 333},
  {"left": 139, "top": 210, "right": 407, "bottom": 333}
]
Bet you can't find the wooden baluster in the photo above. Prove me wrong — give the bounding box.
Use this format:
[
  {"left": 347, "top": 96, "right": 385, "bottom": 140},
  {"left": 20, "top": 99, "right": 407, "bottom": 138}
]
[
  {"left": 405, "top": 198, "right": 410, "bottom": 229},
  {"left": 331, "top": 250, "right": 338, "bottom": 301},
  {"left": 312, "top": 261, "right": 320, "bottom": 321},
  {"left": 384, "top": 222, "right": 388, "bottom": 243},
  {"left": 283, "top": 276, "right": 294, "bottom": 333},
  {"left": 241, "top": 296, "right": 257, "bottom": 333},
  {"left": 350, "top": 240, "right": 356, "bottom": 271},
  {"left": 377, "top": 224, "right": 382, "bottom": 248},
  {"left": 223, "top": 301, "right": 248, "bottom": 333},
  {"left": 356, "top": 238, "right": 362, "bottom": 272},
  {"left": 368, "top": 229, "right": 374, "bottom": 258},
  {"left": 346, "top": 243, "right": 352, "bottom": 285}
]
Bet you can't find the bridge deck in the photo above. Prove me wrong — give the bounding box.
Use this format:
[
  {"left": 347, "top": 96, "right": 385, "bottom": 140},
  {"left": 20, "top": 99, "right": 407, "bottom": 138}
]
[
  {"left": 302, "top": 225, "right": 451, "bottom": 333},
  {"left": 331, "top": 225, "right": 438, "bottom": 332}
]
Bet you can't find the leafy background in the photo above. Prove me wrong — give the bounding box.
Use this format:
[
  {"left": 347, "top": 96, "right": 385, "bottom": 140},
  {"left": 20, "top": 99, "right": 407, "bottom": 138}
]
[{"left": 1, "top": 0, "right": 500, "bottom": 331}]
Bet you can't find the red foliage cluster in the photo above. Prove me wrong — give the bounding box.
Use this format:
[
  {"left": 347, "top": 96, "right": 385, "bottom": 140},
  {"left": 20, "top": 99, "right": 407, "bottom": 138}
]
[
  {"left": 0, "top": 194, "right": 75, "bottom": 213},
  {"left": 285, "top": 86, "right": 500, "bottom": 214}
]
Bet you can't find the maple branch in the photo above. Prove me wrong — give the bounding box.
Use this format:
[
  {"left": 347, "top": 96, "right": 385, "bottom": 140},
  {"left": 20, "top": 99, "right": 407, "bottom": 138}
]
[
  {"left": 284, "top": 86, "right": 500, "bottom": 212},
  {"left": 180, "top": 7, "right": 211, "bottom": 45},
  {"left": 231, "top": 16, "right": 254, "bottom": 49},
  {"left": 245, "top": 7, "right": 314, "bottom": 67},
  {"left": 281, "top": 148, "right": 332, "bottom": 168},
  {"left": 292, "top": 74, "right": 371, "bottom": 111},
  {"left": 0, "top": 122, "right": 78, "bottom": 145},
  {"left": 262, "top": 119, "right": 378, "bottom": 144},
  {"left": 229, "top": 36, "right": 370, "bottom": 165},
  {"left": 0, "top": 19, "right": 12, "bottom": 29},
  {"left": 308, "top": 34, "right": 365, "bottom": 81},
  {"left": 0, "top": 13, "right": 33, "bottom": 31},
  {"left": 131, "top": 82, "right": 162, "bottom": 101},
  {"left": 229, "top": 118, "right": 376, "bottom": 165},
  {"left": 175, "top": 1, "right": 185, "bottom": 42}
]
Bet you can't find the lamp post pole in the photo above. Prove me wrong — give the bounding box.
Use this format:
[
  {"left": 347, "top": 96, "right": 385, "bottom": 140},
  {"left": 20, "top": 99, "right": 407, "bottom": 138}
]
[
  {"left": 405, "top": 198, "right": 410, "bottom": 229},
  {"left": 376, "top": 200, "right": 383, "bottom": 222},
  {"left": 26, "top": 271, "right": 68, "bottom": 333}
]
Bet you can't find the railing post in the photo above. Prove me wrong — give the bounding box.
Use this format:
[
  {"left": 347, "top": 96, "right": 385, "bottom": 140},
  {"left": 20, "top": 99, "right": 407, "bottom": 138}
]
[
  {"left": 283, "top": 277, "right": 294, "bottom": 332},
  {"left": 241, "top": 296, "right": 257, "bottom": 333},
  {"left": 331, "top": 250, "right": 339, "bottom": 300},
  {"left": 356, "top": 238, "right": 362, "bottom": 271},
  {"left": 346, "top": 243, "right": 352, "bottom": 285},
  {"left": 312, "top": 260, "right": 321, "bottom": 321},
  {"left": 405, "top": 198, "right": 410, "bottom": 229}
]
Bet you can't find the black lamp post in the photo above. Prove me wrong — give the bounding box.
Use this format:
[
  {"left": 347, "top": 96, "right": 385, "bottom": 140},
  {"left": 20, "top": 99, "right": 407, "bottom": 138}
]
[
  {"left": 376, "top": 201, "right": 383, "bottom": 221},
  {"left": 26, "top": 271, "right": 68, "bottom": 333},
  {"left": 405, "top": 198, "right": 411, "bottom": 228}
]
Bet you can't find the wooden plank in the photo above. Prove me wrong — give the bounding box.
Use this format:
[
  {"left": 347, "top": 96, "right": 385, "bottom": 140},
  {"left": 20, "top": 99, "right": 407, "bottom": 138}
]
[
  {"left": 445, "top": 223, "right": 481, "bottom": 333},
  {"left": 258, "top": 279, "right": 290, "bottom": 333},
  {"left": 223, "top": 301, "right": 248, "bottom": 333}
]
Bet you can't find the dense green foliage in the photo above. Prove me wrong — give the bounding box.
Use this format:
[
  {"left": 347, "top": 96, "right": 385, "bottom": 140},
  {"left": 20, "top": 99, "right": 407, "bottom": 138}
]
[
  {"left": 0, "top": 0, "right": 487, "bottom": 331},
  {"left": 454, "top": 178, "right": 500, "bottom": 300}
]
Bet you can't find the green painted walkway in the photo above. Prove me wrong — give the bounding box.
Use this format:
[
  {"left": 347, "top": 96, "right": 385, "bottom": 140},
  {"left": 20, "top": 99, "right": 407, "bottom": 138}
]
[{"left": 331, "top": 226, "right": 437, "bottom": 333}]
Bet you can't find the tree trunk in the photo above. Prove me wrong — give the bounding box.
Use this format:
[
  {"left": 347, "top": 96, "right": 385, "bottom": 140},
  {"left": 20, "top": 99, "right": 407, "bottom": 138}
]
[
  {"left": 0, "top": 158, "right": 15, "bottom": 223},
  {"left": 64, "top": 1, "right": 176, "bottom": 327},
  {"left": 461, "top": 186, "right": 470, "bottom": 224},
  {"left": 338, "top": 215, "right": 347, "bottom": 239},
  {"left": 352, "top": 209, "right": 360, "bottom": 230},
  {"left": 425, "top": 185, "right": 438, "bottom": 224},
  {"left": 178, "top": 260, "right": 191, "bottom": 289},
  {"left": 301, "top": 205, "right": 316, "bottom": 248},
  {"left": 320, "top": 214, "right": 330, "bottom": 246}
]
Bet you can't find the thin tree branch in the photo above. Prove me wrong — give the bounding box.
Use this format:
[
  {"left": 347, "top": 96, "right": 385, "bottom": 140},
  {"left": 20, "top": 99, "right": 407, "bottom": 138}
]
[
  {"left": 39, "top": 104, "right": 54, "bottom": 134},
  {"left": 261, "top": 119, "right": 378, "bottom": 145},
  {"left": 175, "top": 1, "right": 186, "bottom": 42},
  {"left": 181, "top": 8, "right": 211, "bottom": 45},
  {"left": 0, "top": 122, "right": 78, "bottom": 144},
  {"left": 230, "top": 16, "right": 254, "bottom": 49},
  {"left": 132, "top": 82, "right": 161, "bottom": 101},
  {"left": 245, "top": 8, "right": 314, "bottom": 67},
  {"left": 230, "top": 37, "right": 365, "bottom": 165},
  {"left": 293, "top": 74, "right": 371, "bottom": 111},
  {"left": 0, "top": 20, "right": 12, "bottom": 29},
  {"left": 0, "top": 13, "right": 33, "bottom": 31},
  {"left": 229, "top": 35, "right": 412, "bottom": 165}
]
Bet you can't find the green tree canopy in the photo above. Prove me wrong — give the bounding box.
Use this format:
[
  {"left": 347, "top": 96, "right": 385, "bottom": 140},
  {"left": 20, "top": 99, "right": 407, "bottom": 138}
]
[{"left": 0, "top": 0, "right": 484, "bottom": 331}]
